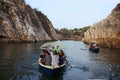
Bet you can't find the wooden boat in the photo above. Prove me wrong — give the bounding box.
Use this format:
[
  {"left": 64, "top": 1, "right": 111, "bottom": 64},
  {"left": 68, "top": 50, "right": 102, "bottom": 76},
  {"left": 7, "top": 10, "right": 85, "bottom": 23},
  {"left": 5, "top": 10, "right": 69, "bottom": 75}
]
[
  {"left": 89, "top": 47, "right": 99, "bottom": 53},
  {"left": 39, "top": 59, "right": 66, "bottom": 75}
]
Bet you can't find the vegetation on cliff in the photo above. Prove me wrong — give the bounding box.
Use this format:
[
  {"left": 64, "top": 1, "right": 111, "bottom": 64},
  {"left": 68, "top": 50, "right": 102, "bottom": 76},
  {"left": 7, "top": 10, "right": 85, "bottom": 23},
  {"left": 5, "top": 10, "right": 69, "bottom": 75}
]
[{"left": 57, "top": 26, "right": 90, "bottom": 40}]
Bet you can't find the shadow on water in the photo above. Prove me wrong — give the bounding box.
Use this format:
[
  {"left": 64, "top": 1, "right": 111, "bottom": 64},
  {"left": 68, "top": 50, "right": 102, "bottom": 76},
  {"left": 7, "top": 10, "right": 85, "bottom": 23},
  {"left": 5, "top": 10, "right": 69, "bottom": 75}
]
[{"left": 39, "top": 74, "right": 63, "bottom": 80}]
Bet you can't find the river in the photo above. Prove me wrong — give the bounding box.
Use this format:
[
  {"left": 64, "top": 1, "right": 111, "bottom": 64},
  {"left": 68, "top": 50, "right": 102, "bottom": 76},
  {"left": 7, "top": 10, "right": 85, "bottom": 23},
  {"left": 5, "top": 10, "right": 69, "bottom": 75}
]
[{"left": 0, "top": 41, "right": 120, "bottom": 80}]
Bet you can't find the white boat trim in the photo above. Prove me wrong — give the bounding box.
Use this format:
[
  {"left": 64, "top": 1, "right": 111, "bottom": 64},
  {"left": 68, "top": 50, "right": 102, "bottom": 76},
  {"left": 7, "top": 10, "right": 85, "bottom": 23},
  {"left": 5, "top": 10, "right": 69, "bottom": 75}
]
[{"left": 39, "top": 61, "right": 66, "bottom": 70}]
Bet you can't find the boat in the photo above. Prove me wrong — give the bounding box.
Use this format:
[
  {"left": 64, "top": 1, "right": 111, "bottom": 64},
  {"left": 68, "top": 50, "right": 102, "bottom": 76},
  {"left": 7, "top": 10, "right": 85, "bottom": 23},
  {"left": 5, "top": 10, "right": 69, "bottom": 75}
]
[
  {"left": 39, "top": 41, "right": 66, "bottom": 75},
  {"left": 89, "top": 47, "right": 99, "bottom": 53},
  {"left": 89, "top": 42, "right": 100, "bottom": 53},
  {"left": 39, "top": 59, "right": 66, "bottom": 75}
]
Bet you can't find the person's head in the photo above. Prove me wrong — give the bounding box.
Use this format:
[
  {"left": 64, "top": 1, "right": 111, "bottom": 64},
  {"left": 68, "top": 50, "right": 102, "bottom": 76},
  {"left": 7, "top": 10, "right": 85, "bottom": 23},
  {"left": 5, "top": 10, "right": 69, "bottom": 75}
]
[
  {"left": 57, "top": 45, "right": 59, "bottom": 48},
  {"left": 54, "top": 50, "right": 58, "bottom": 55},
  {"left": 45, "top": 50, "right": 50, "bottom": 56},
  {"left": 52, "top": 46, "right": 54, "bottom": 49},
  {"left": 59, "top": 50, "right": 64, "bottom": 55},
  {"left": 60, "top": 50, "right": 64, "bottom": 53},
  {"left": 42, "top": 49, "right": 46, "bottom": 54},
  {"left": 42, "top": 49, "right": 46, "bottom": 52}
]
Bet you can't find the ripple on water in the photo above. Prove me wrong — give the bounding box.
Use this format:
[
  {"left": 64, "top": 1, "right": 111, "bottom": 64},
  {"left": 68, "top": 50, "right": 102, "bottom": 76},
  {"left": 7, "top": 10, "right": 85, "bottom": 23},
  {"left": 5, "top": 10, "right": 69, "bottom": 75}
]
[{"left": 0, "top": 41, "right": 120, "bottom": 80}]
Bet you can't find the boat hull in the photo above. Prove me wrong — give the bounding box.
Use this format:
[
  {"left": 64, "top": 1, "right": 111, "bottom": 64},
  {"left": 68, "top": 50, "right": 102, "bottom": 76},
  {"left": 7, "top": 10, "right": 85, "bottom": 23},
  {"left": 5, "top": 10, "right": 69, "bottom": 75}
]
[
  {"left": 39, "top": 61, "right": 66, "bottom": 75},
  {"left": 89, "top": 48, "right": 99, "bottom": 53}
]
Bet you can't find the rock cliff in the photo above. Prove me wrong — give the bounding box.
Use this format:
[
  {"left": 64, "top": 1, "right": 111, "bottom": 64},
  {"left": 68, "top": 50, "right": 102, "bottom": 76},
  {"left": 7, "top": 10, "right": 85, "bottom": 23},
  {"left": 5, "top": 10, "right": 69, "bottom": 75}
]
[
  {"left": 83, "top": 4, "right": 120, "bottom": 48},
  {"left": 0, "top": 0, "right": 59, "bottom": 42}
]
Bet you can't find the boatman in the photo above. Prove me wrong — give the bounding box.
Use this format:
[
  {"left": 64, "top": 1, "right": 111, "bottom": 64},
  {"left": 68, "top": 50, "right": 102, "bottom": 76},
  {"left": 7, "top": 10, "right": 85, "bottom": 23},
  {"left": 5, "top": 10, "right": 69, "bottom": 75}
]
[{"left": 55, "top": 45, "right": 61, "bottom": 54}]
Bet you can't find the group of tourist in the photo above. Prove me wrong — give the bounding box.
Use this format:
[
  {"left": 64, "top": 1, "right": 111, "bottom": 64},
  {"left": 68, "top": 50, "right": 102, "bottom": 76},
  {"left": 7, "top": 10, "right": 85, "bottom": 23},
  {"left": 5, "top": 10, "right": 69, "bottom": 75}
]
[
  {"left": 90, "top": 43, "right": 98, "bottom": 48},
  {"left": 39, "top": 45, "right": 66, "bottom": 66}
]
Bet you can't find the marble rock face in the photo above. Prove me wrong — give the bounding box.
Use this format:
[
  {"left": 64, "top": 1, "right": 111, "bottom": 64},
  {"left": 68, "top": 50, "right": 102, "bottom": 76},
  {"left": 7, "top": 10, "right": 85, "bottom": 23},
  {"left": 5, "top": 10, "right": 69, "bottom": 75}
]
[
  {"left": 83, "top": 4, "right": 120, "bottom": 48},
  {"left": 0, "top": 0, "right": 59, "bottom": 42}
]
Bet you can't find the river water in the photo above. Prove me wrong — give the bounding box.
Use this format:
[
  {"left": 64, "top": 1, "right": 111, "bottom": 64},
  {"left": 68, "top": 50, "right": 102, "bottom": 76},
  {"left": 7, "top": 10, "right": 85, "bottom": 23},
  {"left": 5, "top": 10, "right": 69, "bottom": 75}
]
[{"left": 0, "top": 41, "right": 120, "bottom": 80}]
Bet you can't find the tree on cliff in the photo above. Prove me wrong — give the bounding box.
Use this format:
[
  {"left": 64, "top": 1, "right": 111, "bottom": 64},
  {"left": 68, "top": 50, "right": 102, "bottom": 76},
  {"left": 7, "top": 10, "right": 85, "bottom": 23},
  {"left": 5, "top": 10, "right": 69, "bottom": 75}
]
[{"left": 58, "top": 26, "right": 90, "bottom": 40}]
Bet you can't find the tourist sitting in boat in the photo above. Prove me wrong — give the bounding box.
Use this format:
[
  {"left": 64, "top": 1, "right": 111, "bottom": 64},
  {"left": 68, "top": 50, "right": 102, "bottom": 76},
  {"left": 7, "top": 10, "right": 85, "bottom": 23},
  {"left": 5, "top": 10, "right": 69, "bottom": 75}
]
[
  {"left": 90, "top": 43, "right": 98, "bottom": 48},
  {"left": 59, "top": 50, "right": 66, "bottom": 65},
  {"left": 51, "top": 50, "right": 59, "bottom": 66},
  {"left": 39, "top": 50, "right": 46, "bottom": 64},
  {"left": 39, "top": 49, "right": 52, "bottom": 66},
  {"left": 39, "top": 45, "right": 66, "bottom": 66},
  {"left": 45, "top": 50, "right": 52, "bottom": 66}
]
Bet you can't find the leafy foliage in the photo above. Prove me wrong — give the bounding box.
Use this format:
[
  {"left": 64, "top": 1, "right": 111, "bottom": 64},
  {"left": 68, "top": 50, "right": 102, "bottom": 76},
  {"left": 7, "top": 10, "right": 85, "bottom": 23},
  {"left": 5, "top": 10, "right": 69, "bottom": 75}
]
[
  {"left": 59, "top": 26, "right": 90, "bottom": 36},
  {"left": 56, "top": 26, "right": 90, "bottom": 40},
  {"left": 58, "top": 26, "right": 90, "bottom": 40}
]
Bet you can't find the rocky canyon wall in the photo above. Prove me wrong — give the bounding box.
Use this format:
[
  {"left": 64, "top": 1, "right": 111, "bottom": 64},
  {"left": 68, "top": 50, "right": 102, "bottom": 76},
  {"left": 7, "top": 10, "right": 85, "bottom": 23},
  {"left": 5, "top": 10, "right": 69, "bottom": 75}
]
[
  {"left": 83, "top": 4, "right": 120, "bottom": 48},
  {"left": 0, "top": 0, "right": 59, "bottom": 42}
]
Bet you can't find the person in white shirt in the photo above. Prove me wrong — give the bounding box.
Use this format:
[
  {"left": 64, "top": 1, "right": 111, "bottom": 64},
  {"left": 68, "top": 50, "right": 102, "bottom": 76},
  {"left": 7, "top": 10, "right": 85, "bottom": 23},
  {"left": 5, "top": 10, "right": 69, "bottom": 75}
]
[{"left": 51, "top": 50, "right": 59, "bottom": 66}]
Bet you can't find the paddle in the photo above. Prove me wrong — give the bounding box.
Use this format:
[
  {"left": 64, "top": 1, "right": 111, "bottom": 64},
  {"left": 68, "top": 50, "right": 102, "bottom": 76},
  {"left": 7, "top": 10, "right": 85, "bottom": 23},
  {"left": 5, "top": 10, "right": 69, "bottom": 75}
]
[
  {"left": 30, "top": 61, "right": 39, "bottom": 67},
  {"left": 65, "top": 59, "right": 72, "bottom": 70},
  {"left": 22, "top": 61, "right": 39, "bottom": 69}
]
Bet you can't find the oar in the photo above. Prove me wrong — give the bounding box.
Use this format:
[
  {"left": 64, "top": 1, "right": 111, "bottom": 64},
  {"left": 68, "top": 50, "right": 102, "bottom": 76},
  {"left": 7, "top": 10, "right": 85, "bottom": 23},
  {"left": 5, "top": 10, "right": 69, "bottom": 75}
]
[
  {"left": 30, "top": 61, "right": 39, "bottom": 66},
  {"left": 65, "top": 59, "right": 72, "bottom": 70},
  {"left": 24, "top": 61, "right": 39, "bottom": 68},
  {"left": 65, "top": 59, "right": 89, "bottom": 71}
]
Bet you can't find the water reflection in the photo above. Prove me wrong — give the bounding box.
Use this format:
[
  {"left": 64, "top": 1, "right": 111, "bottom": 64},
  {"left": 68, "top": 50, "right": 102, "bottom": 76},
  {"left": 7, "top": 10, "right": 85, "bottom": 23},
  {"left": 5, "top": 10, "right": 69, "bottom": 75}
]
[
  {"left": 0, "top": 43, "right": 27, "bottom": 80},
  {"left": 0, "top": 42, "right": 46, "bottom": 80},
  {"left": 39, "top": 74, "right": 63, "bottom": 80},
  {"left": 88, "top": 47, "right": 120, "bottom": 79},
  {"left": 0, "top": 41, "right": 120, "bottom": 80}
]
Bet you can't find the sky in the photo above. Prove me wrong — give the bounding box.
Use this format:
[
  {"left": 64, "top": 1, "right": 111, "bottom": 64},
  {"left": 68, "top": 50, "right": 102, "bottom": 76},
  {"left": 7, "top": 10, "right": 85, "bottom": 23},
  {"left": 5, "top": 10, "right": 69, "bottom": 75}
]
[{"left": 25, "top": 0, "right": 120, "bottom": 29}]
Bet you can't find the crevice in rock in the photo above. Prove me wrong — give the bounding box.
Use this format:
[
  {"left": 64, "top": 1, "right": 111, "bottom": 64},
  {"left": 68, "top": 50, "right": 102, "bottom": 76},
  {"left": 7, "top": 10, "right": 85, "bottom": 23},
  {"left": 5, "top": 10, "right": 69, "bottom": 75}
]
[{"left": 0, "top": 35, "right": 8, "bottom": 39}]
